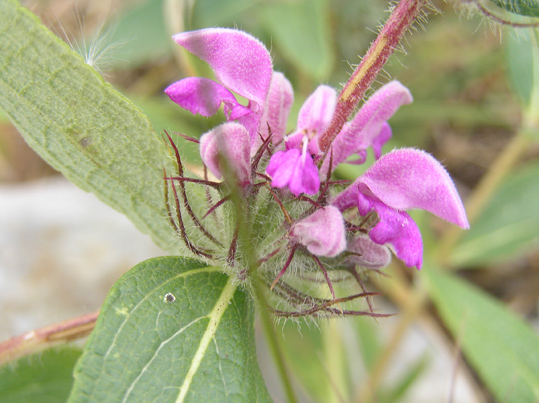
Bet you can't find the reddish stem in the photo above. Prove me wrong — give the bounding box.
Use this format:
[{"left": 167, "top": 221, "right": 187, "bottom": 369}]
[
  {"left": 0, "top": 311, "right": 99, "bottom": 364},
  {"left": 319, "top": 0, "right": 427, "bottom": 152}
]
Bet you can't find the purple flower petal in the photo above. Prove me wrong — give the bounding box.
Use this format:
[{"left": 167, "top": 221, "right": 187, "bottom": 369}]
[
  {"left": 371, "top": 122, "right": 392, "bottom": 160},
  {"left": 295, "top": 85, "right": 337, "bottom": 138},
  {"left": 165, "top": 77, "right": 252, "bottom": 119},
  {"left": 356, "top": 192, "right": 423, "bottom": 269},
  {"left": 291, "top": 206, "right": 346, "bottom": 257},
  {"left": 329, "top": 81, "right": 412, "bottom": 169},
  {"left": 359, "top": 148, "right": 469, "bottom": 228},
  {"left": 199, "top": 122, "right": 252, "bottom": 186},
  {"left": 173, "top": 28, "right": 272, "bottom": 110},
  {"left": 266, "top": 148, "right": 320, "bottom": 196},
  {"left": 345, "top": 149, "right": 368, "bottom": 165},
  {"left": 329, "top": 181, "right": 361, "bottom": 212},
  {"left": 330, "top": 179, "right": 423, "bottom": 269},
  {"left": 258, "top": 72, "right": 294, "bottom": 145},
  {"left": 346, "top": 234, "right": 392, "bottom": 269}
]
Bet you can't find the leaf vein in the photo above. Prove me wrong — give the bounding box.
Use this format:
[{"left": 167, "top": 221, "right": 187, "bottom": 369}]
[
  {"left": 121, "top": 316, "right": 207, "bottom": 403},
  {"left": 175, "top": 277, "right": 237, "bottom": 403},
  {"left": 98, "top": 266, "right": 220, "bottom": 381}
]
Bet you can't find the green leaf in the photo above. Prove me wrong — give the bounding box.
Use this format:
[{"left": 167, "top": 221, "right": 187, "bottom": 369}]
[
  {"left": 423, "top": 266, "right": 539, "bottom": 402},
  {"left": 259, "top": 0, "right": 334, "bottom": 81},
  {"left": 505, "top": 27, "right": 539, "bottom": 118},
  {"left": 0, "top": 346, "right": 82, "bottom": 403},
  {"left": 491, "top": 0, "right": 539, "bottom": 18},
  {"left": 506, "top": 29, "right": 535, "bottom": 106},
  {"left": 0, "top": 0, "right": 179, "bottom": 252},
  {"left": 69, "top": 257, "right": 271, "bottom": 403},
  {"left": 452, "top": 161, "right": 539, "bottom": 266}
]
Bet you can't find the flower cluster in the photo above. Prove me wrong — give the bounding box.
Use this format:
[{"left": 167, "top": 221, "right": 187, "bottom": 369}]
[{"left": 164, "top": 28, "right": 468, "bottom": 316}]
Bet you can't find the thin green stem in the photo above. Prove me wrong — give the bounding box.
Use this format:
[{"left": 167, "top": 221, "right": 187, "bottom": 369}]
[
  {"left": 323, "top": 319, "right": 348, "bottom": 403},
  {"left": 254, "top": 279, "right": 299, "bottom": 403}
]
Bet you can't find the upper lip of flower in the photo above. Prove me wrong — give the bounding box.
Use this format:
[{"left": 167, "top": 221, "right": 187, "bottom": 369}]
[
  {"left": 168, "top": 28, "right": 274, "bottom": 114},
  {"left": 165, "top": 28, "right": 295, "bottom": 185},
  {"left": 330, "top": 148, "right": 470, "bottom": 269}
]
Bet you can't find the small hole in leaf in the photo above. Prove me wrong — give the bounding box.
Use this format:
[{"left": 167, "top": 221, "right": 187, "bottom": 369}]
[{"left": 163, "top": 293, "right": 176, "bottom": 303}]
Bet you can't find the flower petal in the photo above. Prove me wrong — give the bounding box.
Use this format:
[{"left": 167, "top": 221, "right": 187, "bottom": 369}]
[
  {"left": 295, "top": 85, "right": 337, "bottom": 138},
  {"left": 165, "top": 77, "right": 252, "bottom": 119},
  {"left": 266, "top": 150, "right": 296, "bottom": 187},
  {"left": 199, "top": 122, "right": 252, "bottom": 186},
  {"left": 331, "top": 181, "right": 423, "bottom": 269},
  {"left": 329, "top": 181, "right": 361, "bottom": 212},
  {"left": 291, "top": 206, "right": 346, "bottom": 257},
  {"left": 364, "top": 197, "right": 423, "bottom": 269},
  {"left": 329, "top": 81, "right": 412, "bottom": 169},
  {"left": 359, "top": 148, "right": 469, "bottom": 228},
  {"left": 346, "top": 234, "right": 392, "bottom": 269},
  {"left": 266, "top": 149, "right": 320, "bottom": 196},
  {"left": 258, "top": 72, "right": 294, "bottom": 145},
  {"left": 173, "top": 28, "right": 273, "bottom": 109}
]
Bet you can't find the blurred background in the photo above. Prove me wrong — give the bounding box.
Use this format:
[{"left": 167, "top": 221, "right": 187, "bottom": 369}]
[{"left": 1, "top": 0, "right": 538, "bottom": 402}]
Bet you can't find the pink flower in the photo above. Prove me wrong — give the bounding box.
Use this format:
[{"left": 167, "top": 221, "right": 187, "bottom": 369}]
[
  {"left": 290, "top": 206, "right": 346, "bottom": 257},
  {"left": 265, "top": 144, "right": 320, "bottom": 197},
  {"left": 164, "top": 28, "right": 469, "bottom": 276},
  {"left": 165, "top": 28, "right": 412, "bottom": 197},
  {"left": 165, "top": 28, "right": 293, "bottom": 185},
  {"left": 266, "top": 81, "right": 412, "bottom": 195},
  {"left": 331, "top": 149, "right": 469, "bottom": 269}
]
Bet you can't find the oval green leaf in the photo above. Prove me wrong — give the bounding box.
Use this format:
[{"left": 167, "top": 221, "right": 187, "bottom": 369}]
[
  {"left": 0, "top": 0, "right": 178, "bottom": 252},
  {"left": 423, "top": 266, "right": 539, "bottom": 402},
  {"left": 0, "top": 346, "right": 82, "bottom": 403},
  {"left": 68, "top": 257, "right": 271, "bottom": 403}
]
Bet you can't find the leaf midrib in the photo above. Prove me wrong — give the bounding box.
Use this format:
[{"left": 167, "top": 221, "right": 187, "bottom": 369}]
[
  {"left": 175, "top": 277, "right": 238, "bottom": 403},
  {"left": 92, "top": 266, "right": 221, "bottom": 393}
]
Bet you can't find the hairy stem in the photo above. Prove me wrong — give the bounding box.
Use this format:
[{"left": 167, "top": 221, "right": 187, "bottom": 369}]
[
  {"left": 319, "top": 0, "right": 428, "bottom": 152},
  {"left": 0, "top": 311, "right": 99, "bottom": 365}
]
